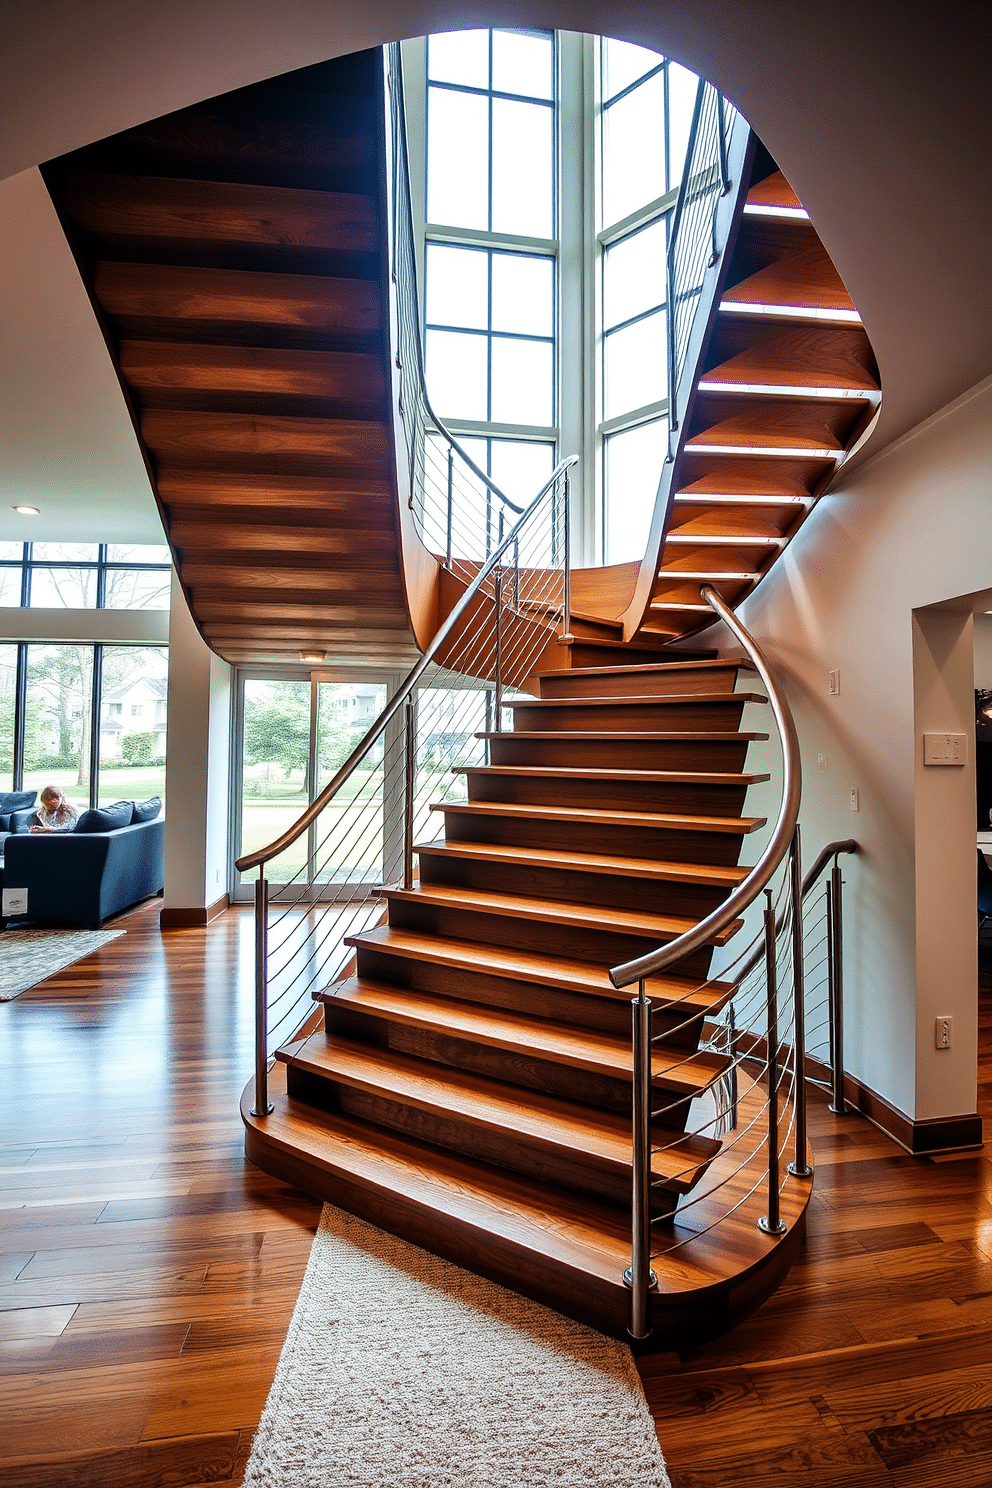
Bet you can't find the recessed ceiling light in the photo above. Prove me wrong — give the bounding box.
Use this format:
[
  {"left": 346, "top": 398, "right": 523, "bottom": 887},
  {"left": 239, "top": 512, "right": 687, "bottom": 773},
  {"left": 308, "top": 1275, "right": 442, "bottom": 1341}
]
[
  {"left": 300, "top": 650, "right": 325, "bottom": 663},
  {"left": 12, "top": 504, "right": 40, "bottom": 515}
]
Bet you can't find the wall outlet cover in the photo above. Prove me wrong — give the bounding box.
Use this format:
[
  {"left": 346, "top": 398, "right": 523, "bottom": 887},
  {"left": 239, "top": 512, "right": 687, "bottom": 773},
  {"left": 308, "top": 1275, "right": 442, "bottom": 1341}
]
[
  {"left": 935, "top": 1016, "right": 952, "bottom": 1050},
  {"left": 829, "top": 670, "right": 841, "bottom": 695}
]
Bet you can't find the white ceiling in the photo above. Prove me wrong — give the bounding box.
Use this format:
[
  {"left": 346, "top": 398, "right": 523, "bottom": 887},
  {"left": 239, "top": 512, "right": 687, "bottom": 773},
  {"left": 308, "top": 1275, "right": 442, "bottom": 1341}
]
[{"left": 2, "top": 1, "right": 990, "bottom": 544}]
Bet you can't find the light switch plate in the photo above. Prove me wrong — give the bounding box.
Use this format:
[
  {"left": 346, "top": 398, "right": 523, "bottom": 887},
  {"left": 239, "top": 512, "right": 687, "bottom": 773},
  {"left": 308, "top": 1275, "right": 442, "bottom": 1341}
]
[
  {"left": 828, "top": 670, "right": 840, "bottom": 696},
  {"left": 923, "top": 732, "right": 967, "bottom": 766}
]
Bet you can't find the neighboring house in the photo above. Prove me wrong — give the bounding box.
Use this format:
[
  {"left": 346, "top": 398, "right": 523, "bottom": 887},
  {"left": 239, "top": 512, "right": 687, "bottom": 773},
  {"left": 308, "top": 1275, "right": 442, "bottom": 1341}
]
[{"left": 99, "top": 676, "right": 168, "bottom": 759}]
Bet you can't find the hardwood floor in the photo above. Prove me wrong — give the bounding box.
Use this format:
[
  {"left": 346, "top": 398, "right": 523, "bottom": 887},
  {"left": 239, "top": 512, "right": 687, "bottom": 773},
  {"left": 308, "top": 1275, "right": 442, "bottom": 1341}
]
[{"left": 0, "top": 901, "right": 989, "bottom": 1485}]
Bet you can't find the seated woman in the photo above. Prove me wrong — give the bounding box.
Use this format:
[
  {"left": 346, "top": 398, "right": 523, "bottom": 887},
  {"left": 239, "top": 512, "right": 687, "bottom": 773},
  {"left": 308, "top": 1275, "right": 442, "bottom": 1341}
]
[{"left": 30, "top": 785, "right": 80, "bottom": 833}]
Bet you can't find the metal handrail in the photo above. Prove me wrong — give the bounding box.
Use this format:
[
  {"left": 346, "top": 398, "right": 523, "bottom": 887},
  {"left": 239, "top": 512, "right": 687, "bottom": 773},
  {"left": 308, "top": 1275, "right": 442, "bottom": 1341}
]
[
  {"left": 610, "top": 583, "right": 802, "bottom": 989},
  {"left": 235, "top": 454, "right": 577, "bottom": 873},
  {"left": 803, "top": 839, "right": 858, "bottom": 897}
]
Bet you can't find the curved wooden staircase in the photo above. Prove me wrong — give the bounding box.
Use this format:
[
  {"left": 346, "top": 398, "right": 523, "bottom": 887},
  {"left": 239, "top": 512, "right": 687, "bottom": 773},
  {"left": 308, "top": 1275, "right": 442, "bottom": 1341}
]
[{"left": 41, "top": 46, "right": 875, "bottom": 1343}]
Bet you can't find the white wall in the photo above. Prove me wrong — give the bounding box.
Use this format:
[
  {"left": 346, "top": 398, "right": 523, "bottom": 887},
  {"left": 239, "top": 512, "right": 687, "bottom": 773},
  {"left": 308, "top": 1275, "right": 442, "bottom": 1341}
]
[
  {"left": 728, "top": 374, "right": 992, "bottom": 1124},
  {"left": 163, "top": 573, "right": 231, "bottom": 913}
]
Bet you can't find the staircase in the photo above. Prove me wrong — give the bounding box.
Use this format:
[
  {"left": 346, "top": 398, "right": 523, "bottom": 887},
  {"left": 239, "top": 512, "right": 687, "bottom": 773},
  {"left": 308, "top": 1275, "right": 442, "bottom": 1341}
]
[
  {"left": 41, "top": 50, "right": 419, "bottom": 669},
  {"left": 42, "top": 44, "right": 869, "bottom": 1343},
  {"left": 244, "top": 650, "right": 809, "bottom": 1339},
  {"left": 621, "top": 161, "right": 880, "bottom": 643}
]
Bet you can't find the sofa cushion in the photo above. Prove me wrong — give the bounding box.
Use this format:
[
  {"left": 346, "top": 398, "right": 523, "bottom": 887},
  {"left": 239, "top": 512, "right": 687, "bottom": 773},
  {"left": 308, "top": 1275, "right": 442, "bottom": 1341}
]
[
  {"left": 0, "top": 791, "right": 37, "bottom": 815},
  {"left": 74, "top": 802, "right": 133, "bottom": 834},
  {"left": 105, "top": 800, "right": 136, "bottom": 825},
  {"left": 132, "top": 796, "right": 162, "bottom": 823}
]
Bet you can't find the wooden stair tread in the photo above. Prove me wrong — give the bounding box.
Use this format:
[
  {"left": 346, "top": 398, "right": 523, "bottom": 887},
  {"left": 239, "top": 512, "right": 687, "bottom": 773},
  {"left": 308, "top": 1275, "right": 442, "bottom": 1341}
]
[
  {"left": 455, "top": 765, "right": 768, "bottom": 785},
  {"left": 477, "top": 731, "right": 769, "bottom": 743},
  {"left": 416, "top": 837, "right": 749, "bottom": 889},
  {"left": 534, "top": 656, "right": 752, "bottom": 681},
  {"left": 246, "top": 1079, "right": 750, "bottom": 1300},
  {"left": 345, "top": 925, "right": 736, "bottom": 1012},
  {"left": 280, "top": 1033, "right": 722, "bottom": 1181},
  {"left": 430, "top": 800, "right": 766, "bottom": 835},
  {"left": 505, "top": 692, "right": 768, "bottom": 710},
  {"left": 316, "top": 978, "right": 732, "bottom": 1092},
  {"left": 383, "top": 882, "right": 744, "bottom": 946}
]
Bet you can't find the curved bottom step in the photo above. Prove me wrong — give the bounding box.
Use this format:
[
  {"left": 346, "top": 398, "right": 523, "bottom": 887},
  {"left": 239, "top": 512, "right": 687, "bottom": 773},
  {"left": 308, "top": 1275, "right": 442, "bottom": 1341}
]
[{"left": 242, "top": 1062, "right": 812, "bottom": 1344}]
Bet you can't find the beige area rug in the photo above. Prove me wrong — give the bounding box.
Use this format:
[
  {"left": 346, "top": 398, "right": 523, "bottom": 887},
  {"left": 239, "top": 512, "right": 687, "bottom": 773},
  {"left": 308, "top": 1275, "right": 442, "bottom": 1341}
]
[{"left": 244, "top": 1203, "right": 670, "bottom": 1488}]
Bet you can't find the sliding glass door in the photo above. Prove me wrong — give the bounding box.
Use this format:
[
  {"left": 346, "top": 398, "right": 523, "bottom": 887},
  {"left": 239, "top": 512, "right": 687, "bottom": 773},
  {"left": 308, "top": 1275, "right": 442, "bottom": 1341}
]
[{"left": 233, "top": 668, "right": 399, "bottom": 901}]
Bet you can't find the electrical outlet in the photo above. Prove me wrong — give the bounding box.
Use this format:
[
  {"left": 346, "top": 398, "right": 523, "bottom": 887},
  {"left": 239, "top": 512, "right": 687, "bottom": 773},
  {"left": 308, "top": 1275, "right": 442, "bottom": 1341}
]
[
  {"left": 828, "top": 670, "right": 840, "bottom": 696},
  {"left": 215, "top": 869, "right": 221, "bottom": 884},
  {"left": 849, "top": 788, "right": 859, "bottom": 812},
  {"left": 817, "top": 753, "right": 828, "bottom": 773},
  {"left": 935, "top": 1016, "right": 952, "bottom": 1050}
]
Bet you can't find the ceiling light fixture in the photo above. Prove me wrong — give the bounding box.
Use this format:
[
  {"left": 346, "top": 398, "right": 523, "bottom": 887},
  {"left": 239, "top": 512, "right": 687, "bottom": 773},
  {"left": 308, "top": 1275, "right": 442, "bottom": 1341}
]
[
  {"left": 12, "top": 504, "right": 40, "bottom": 515},
  {"left": 300, "top": 650, "right": 326, "bottom": 664}
]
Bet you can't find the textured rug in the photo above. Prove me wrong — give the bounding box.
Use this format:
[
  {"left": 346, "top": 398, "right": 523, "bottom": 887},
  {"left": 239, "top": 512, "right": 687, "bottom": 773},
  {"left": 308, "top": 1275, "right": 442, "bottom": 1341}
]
[
  {"left": 0, "top": 928, "right": 125, "bottom": 1000},
  {"left": 244, "top": 1203, "right": 670, "bottom": 1488}
]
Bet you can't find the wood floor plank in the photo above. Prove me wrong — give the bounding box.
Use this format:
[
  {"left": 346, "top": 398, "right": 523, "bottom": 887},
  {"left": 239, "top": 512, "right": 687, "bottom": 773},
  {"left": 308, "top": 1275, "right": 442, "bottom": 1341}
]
[{"left": 1, "top": 898, "right": 988, "bottom": 1487}]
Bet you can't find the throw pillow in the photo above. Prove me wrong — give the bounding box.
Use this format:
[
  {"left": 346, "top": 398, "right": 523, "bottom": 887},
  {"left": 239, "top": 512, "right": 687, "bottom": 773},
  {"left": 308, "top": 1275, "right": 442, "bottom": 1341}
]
[
  {"left": 0, "top": 790, "right": 37, "bottom": 814},
  {"left": 74, "top": 802, "right": 134, "bottom": 834},
  {"left": 132, "top": 796, "right": 163, "bottom": 823}
]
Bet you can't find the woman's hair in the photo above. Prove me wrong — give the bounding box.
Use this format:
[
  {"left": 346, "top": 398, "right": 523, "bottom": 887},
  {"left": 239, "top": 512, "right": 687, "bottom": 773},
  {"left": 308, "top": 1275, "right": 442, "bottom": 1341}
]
[{"left": 41, "top": 786, "right": 64, "bottom": 804}]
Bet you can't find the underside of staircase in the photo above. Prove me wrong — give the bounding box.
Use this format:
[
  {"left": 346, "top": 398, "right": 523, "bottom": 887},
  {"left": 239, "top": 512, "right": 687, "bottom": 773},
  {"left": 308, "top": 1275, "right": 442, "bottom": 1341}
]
[{"left": 42, "top": 49, "right": 419, "bottom": 669}]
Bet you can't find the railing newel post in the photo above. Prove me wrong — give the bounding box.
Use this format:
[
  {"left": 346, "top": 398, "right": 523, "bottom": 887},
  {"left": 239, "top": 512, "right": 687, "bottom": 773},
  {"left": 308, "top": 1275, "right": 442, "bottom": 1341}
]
[
  {"left": 403, "top": 694, "right": 416, "bottom": 890},
  {"left": 562, "top": 470, "right": 573, "bottom": 641},
  {"left": 788, "top": 826, "right": 812, "bottom": 1178},
  {"left": 828, "top": 859, "right": 848, "bottom": 1114},
  {"left": 493, "top": 567, "right": 504, "bottom": 731},
  {"left": 625, "top": 981, "right": 655, "bottom": 1339},
  {"left": 251, "top": 874, "right": 273, "bottom": 1118},
  {"left": 759, "top": 888, "right": 787, "bottom": 1237}
]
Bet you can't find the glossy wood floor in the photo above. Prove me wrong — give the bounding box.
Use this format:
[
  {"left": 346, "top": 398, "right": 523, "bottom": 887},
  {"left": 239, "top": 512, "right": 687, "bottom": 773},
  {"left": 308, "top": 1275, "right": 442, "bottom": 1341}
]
[{"left": 0, "top": 902, "right": 988, "bottom": 1486}]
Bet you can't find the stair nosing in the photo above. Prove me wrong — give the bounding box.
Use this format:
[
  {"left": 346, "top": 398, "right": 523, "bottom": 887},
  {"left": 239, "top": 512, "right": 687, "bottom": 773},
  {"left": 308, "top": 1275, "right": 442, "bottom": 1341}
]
[
  {"left": 415, "top": 837, "right": 748, "bottom": 887},
  {"left": 429, "top": 800, "right": 766, "bottom": 834}
]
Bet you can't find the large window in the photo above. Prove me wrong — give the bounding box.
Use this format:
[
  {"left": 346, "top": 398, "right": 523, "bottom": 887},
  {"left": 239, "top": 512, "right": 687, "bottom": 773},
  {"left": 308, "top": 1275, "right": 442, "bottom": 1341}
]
[
  {"left": 0, "top": 642, "right": 168, "bottom": 810},
  {"left": 0, "top": 542, "right": 172, "bottom": 609},
  {"left": 422, "top": 29, "right": 558, "bottom": 536},
  {"left": 600, "top": 39, "right": 698, "bottom": 564},
  {"left": 414, "top": 29, "right": 700, "bottom": 568}
]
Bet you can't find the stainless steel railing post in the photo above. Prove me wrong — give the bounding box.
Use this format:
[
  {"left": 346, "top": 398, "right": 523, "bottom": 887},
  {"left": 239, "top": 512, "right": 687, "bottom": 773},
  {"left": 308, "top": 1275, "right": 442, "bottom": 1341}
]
[
  {"left": 562, "top": 470, "right": 573, "bottom": 641},
  {"left": 493, "top": 568, "right": 504, "bottom": 731},
  {"left": 251, "top": 875, "right": 273, "bottom": 1117},
  {"left": 759, "top": 889, "right": 787, "bottom": 1236},
  {"left": 828, "top": 860, "right": 847, "bottom": 1114},
  {"left": 445, "top": 447, "right": 454, "bottom": 569},
  {"left": 625, "top": 981, "right": 656, "bottom": 1339},
  {"left": 403, "top": 694, "right": 416, "bottom": 889},
  {"left": 788, "top": 826, "right": 812, "bottom": 1178}
]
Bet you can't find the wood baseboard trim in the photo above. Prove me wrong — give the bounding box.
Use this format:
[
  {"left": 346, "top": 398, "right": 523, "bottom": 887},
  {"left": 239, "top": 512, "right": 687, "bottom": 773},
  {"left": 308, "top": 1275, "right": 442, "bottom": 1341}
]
[
  {"left": 834, "top": 1070, "right": 983, "bottom": 1155},
  {"left": 721, "top": 1031, "right": 984, "bottom": 1157},
  {"left": 161, "top": 893, "right": 230, "bottom": 930}
]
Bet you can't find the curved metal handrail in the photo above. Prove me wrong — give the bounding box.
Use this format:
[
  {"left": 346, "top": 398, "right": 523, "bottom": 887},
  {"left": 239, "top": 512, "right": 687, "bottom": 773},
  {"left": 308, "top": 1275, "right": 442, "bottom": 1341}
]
[
  {"left": 235, "top": 454, "right": 578, "bottom": 873},
  {"left": 609, "top": 583, "right": 802, "bottom": 989},
  {"left": 802, "top": 839, "right": 858, "bottom": 897}
]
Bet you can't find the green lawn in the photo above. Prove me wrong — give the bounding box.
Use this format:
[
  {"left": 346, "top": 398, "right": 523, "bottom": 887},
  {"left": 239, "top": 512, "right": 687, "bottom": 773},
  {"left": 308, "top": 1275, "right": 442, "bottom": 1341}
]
[{"left": 22, "top": 765, "right": 166, "bottom": 810}]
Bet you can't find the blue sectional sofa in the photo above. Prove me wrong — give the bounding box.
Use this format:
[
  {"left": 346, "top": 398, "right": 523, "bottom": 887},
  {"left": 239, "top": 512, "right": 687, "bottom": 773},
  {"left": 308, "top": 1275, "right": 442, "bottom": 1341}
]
[{"left": 2, "top": 800, "right": 165, "bottom": 928}]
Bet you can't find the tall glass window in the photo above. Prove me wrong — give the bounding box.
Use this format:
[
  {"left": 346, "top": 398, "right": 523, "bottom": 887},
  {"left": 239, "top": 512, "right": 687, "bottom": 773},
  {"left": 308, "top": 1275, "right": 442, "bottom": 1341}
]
[
  {"left": 0, "top": 543, "right": 172, "bottom": 609},
  {"left": 4, "top": 642, "right": 168, "bottom": 812},
  {"left": 423, "top": 28, "right": 558, "bottom": 543},
  {"left": 599, "top": 39, "right": 698, "bottom": 564}
]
